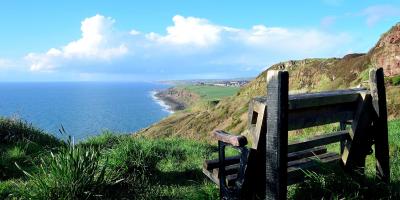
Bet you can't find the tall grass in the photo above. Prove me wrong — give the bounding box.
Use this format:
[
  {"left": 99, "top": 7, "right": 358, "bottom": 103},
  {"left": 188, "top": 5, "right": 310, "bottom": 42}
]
[
  {"left": 0, "top": 118, "right": 64, "bottom": 180},
  {"left": 2, "top": 117, "right": 399, "bottom": 199},
  {"left": 16, "top": 136, "right": 109, "bottom": 199},
  {"left": 0, "top": 120, "right": 218, "bottom": 200}
]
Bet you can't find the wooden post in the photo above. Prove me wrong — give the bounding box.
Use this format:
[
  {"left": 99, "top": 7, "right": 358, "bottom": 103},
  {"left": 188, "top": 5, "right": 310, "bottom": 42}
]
[
  {"left": 265, "top": 70, "right": 288, "bottom": 200},
  {"left": 341, "top": 93, "right": 373, "bottom": 177},
  {"left": 369, "top": 68, "right": 390, "bottom": 182}
]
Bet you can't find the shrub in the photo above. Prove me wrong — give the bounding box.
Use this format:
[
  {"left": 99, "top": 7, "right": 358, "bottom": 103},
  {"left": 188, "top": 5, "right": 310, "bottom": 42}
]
[
  {"left": 0, "top": 117, "right": 62, "bottom": 148},
  {"left": 0, "top": 118, "right": 64, "bottom": 180},
  {"left": 105, "top": 137, "right": 163, "bottom": 199},
  {"left": 17, "top": 137, "right": 109, "bottom": 200},
  {"left": 391, "top": 75, "right": 400, "bottom": 86}
]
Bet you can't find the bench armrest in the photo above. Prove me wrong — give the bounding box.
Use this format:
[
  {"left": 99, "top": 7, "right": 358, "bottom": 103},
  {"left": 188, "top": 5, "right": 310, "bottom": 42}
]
[{"left": 214, "top": 130, "right": 248, "bottom": 147}]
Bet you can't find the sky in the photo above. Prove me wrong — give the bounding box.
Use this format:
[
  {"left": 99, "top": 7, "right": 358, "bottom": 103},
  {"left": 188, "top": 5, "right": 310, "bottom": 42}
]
[{"left": 0, "top": 0, "right": 399, "bottom": 82}]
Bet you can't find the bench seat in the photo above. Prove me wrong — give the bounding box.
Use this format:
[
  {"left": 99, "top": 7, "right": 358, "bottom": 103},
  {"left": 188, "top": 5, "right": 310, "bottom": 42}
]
[{"left": 203, "top": 146, "right": 341, "bottom": 187}]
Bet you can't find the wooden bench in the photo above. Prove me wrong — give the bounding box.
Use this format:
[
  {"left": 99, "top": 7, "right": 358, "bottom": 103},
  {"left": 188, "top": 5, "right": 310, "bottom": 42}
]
[{"left": 203, "top": 68, "right": 390, "bottom": 199}]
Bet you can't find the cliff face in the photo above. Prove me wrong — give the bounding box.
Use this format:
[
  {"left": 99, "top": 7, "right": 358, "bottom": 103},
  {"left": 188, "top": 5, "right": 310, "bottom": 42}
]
[
  {"left": 370, "top": 23, "right": 400, "bottom": 77},
  {"left": 138, "top": 23, "right": 400, "bottom": 141}
]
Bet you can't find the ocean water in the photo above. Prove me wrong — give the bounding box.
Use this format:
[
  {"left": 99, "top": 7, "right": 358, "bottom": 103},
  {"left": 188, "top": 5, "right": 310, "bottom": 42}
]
[{"left": 0, "top": 82, "right": 171, "bottom": 141}]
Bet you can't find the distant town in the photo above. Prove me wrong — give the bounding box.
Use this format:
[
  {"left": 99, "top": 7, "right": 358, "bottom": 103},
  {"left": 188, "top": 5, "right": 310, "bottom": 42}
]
[
  {"left": 161, "top": 78, "right": 252, "bottom": 87},
  {"left": 195, "top": 80, "right": 249, "bottom": 87}
]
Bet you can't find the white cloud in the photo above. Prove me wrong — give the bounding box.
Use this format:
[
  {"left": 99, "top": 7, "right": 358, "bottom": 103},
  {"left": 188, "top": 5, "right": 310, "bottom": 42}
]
[
  {"left": 26, "top": 14, "right": 128, "bottom": 71},
  {"left": 24, "top": 14, "right": 353, "bottom": 79},
  {"left": 146, "top": 15, "right": 223, "bottom": 47},
  {"left": 230, "top": 25, "right": 350, "bottom": 55},
  {"left": 129, "top": 29, "right": 141, "bottom": 35},
  {"left": 361, "top": 5, "right": 400, "bottom": 26}
]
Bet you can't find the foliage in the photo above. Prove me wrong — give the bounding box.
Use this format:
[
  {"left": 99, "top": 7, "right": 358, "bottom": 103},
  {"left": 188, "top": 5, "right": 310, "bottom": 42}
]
[
  {"left": 0, "top": 118, "right": 64, "bottom": 180},
  {"left": 390, "top": 75, "right": 400, "bottom": 86},
  {"left": 16, "top": 136, "right": 109, "bottom": 200}
]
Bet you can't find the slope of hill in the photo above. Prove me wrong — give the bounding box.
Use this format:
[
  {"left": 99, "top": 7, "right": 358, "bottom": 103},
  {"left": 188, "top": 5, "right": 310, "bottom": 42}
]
[{"left": 138, "top": 23, "right": 400, "bottom": 141}]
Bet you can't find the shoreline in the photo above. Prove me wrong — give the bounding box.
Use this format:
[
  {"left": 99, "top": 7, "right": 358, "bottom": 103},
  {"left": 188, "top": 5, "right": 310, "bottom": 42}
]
[{"left": 151, "top": 89, "right": 187, "bottom": 113}]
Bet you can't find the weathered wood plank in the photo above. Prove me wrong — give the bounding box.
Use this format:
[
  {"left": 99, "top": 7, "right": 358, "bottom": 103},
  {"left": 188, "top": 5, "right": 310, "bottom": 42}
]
[
  {"left": 288, "top": 152, "right": 339, "bottom": 168},
  {"left": 203, "top": 168, "right": 219, "bottom": 185},
  {"left": 288, "top": 88, "right": 368, "bottom": 109},
  {"left": 203, "top": 155, "right": 241, "bottom": 170},
  {"left": 287, "top": 146, "right": 327, "bottom": 162},
  {"left": 214, "top": 130, "right": 248, "bottom": 147},
  {"left": 253, "top": 89, "right": 366, "bottom": 131},
  {"left": 265, "top": 70, "right": 288, "bottom": 200},
  {"left": 249, "top": 99, "right": 268, "bottom": 150},
  {"left": 202, "top": 168, "right": 238, "bottom": 187},
  {"left": 287, "top": 152, "right": 340, "bottom": 185},
  {"left": 341, "top": 93, "right": 373, "bottom": 176},
  {"left": 212, "top": 163, "right": 240, "bottom": 176},
  {"left": 369, "top": 68, "right": 390, "bottom": 182},
  {"left": 253, "top": 88, "right": 368, "bottom": 110},
  {"left": 288, "top": 131, "right": 350, "bottom": 153},
  {"left": 288, "top": 102, "right": 357, "bottom": 130}
]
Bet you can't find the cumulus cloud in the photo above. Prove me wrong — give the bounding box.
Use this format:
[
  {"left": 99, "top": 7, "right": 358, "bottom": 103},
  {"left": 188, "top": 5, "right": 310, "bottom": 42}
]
[
  {"left": 361, "top": 5, "right": 400, "bottom": 26},
  {"left": 146, "top": 15, "right": 223, "bottom": 47},
  {"left": 232, "top": 25, "right": 350, "bottom": 54},
  {"left": 129, "top": 29, "right": 141, "bottom": 35},
  {"left": 24, "top": 14, "right": 353, "bottom": 79},
  {"left": 26, "top": 14, "right": 128, "bottom": 71}
]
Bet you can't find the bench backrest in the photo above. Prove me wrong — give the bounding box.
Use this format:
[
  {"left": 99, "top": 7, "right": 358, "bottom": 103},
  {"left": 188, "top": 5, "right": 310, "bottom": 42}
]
[{"left": 247, "top": 68, "right": 390, "bottom": 200}]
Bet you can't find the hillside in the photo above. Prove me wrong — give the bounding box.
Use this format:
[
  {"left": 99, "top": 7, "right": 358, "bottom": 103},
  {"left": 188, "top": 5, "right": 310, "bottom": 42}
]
[{"left": 138, "top": 23, "right": 400, "bottom": 141}]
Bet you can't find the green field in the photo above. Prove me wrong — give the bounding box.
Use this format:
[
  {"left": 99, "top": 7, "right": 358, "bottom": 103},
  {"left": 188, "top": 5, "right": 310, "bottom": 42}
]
[{"left": 182, "top": 85, "right": 240, "bottom": 101}]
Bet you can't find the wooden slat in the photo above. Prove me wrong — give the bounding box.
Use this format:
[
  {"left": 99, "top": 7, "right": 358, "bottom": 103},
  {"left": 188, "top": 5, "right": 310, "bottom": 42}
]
[
  {"left": 342, "top": 93, "right": 372, "bottom": 175},
  {"left": 288, "top": 131, "right": 349, "bottom": 153},
  {"left": 288, "top": 102, "right": 357, "bottom": 130},
  {"left": 287, "top": 146, "right": 327, "bottom": 162},
  {"left": 369, "top": 68, "right": 390, "bottom": 182},
  {"left": 253, "top": 89, "right": 366, "bottom": 131},
  {"left": 214, "top": 130, "right": 248, "bottom": 147},
  {"left": 212, "top": 163, "right": 240, "bottom": 176},
  {"left": 203, "top": 155, "right": 240, "bottom": 170},
  {"left": 287, "top": 152, "right": 340, "bottom": 185},
  {"left": 252, "top": 88, "right": 368, "bottom": 110},
  {"left": 203, "top": 168, "right": 220, "bottom": 185},
  {"left": 248, "top": 99, "right": 267, "bottom": 150},
  {"left": 265, "top": 70, "right": 289, "bottom": 200},
  {"left": 288, "top": 88, "right": 368, "bottom": 110},
  {"left": 288, "top": 152, "right": 339, "bottom": 168},
  {"left": 202, "top": 168, "right": 238, "bottom": 187}
]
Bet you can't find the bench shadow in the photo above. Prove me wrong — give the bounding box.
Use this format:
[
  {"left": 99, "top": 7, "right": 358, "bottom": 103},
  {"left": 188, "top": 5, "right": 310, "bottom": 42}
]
[{"left": 153, "top": 168, "right": 207, "bottom": 186}]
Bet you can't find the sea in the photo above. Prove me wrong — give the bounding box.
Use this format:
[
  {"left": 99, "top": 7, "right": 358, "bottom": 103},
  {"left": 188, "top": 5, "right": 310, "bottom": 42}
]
[{"left": 0, "top": 82, "right": 172, "bottom": 141}]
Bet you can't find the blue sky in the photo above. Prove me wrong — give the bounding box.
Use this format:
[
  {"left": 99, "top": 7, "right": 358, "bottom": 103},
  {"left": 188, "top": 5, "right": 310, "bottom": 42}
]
[{"left": 0, "top": 0, "right": 399, "bottom": 81}]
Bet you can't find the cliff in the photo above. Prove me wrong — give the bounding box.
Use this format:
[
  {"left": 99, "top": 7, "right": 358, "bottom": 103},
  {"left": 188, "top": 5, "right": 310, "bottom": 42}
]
[{"left": 138, "top": 23, "right": 400, "bottom": 141}]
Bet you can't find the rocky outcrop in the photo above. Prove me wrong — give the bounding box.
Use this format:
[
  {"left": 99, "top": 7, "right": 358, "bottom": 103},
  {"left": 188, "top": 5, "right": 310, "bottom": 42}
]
[
  {"left": 370, "top": 23, "right": 400, "bottom": 77},
  {"left": 155, "top": 87, "right": 200, "bottom": 111}
]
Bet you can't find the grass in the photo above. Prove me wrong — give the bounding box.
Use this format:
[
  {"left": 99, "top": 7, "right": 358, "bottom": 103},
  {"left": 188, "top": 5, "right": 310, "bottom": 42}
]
[
  {"left": 389, "top": 75, "right": 400, "bottom": 86},
  {"left": 287, "top": 119, "right": 400, "bottom": 199},
  {"left": 1, "top": 117, "right": 400, "bottom": 199},
  {"left": 0, "top": 118, "right": 219, "bottom": 199},
  {"left": 182, "top": 85, "right": 240, "bottom": 101}
]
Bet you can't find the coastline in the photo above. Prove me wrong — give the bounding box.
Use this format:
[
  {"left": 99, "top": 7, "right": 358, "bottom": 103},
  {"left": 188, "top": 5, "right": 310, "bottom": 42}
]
[{"left": 150, "top": 89, "right": 187, "bottom": 113}]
